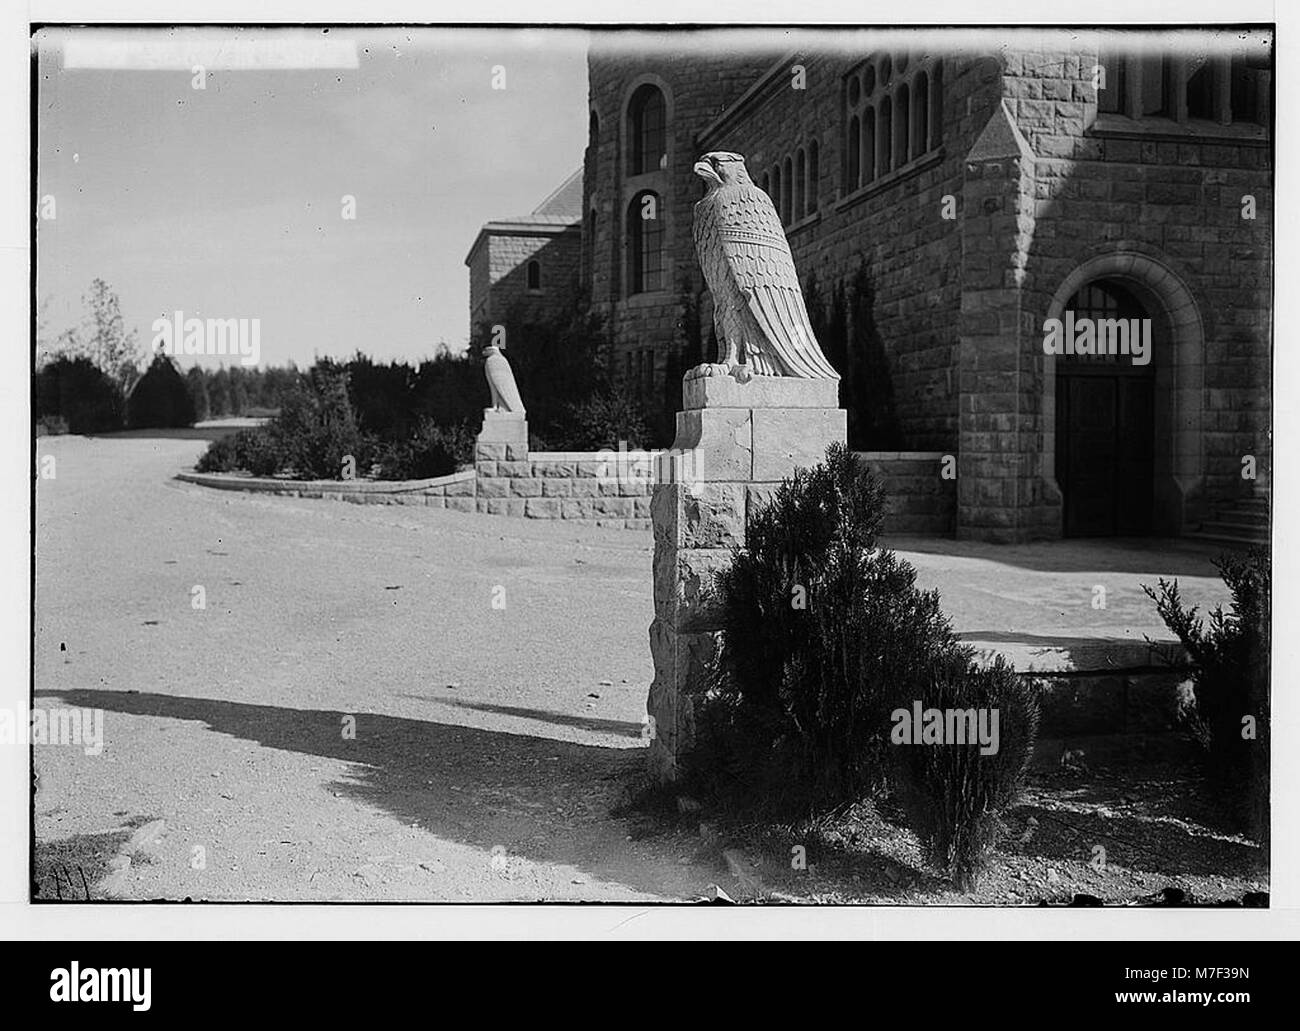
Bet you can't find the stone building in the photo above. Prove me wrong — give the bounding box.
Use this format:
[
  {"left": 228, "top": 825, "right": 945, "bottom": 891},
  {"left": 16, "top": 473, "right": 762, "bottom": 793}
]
[
  {"left": 465, "top": 169, "right": 583, "bottom": 331},
  {"left": 576, "top": 29, "right": 1272, "bottom": 542}
]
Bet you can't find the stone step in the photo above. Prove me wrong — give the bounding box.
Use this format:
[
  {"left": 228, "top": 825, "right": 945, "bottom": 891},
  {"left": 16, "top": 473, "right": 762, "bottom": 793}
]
[
  {"left": 1184, "top": 529, "right": 1269, "bottom": 548},
  {"left": 1204, "top": 511, "right": 1270, "bottom": 529}
]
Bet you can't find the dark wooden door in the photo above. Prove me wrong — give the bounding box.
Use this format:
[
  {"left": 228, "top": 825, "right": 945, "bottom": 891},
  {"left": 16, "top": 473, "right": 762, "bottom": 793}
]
[
  {"left": 1055, "top": 280, "right": 1156, "bottom": 537},
  {"left": 1057, "top": 372, "right": 1154, "bottom": 536}
]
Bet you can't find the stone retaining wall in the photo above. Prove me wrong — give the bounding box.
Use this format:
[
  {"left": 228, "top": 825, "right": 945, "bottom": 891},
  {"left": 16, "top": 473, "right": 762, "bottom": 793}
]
[
  {"left": 175, "top": 469, "right": 477, "bottom": 510},
  {"left": 179, "top": 447, "right": 955, "bottom": 535},
  {"left": 474, "top": 447, "right": 655, "bottom": 530},
  {"left": 854, "top": 451, "right": 957, "bottom": 536}
]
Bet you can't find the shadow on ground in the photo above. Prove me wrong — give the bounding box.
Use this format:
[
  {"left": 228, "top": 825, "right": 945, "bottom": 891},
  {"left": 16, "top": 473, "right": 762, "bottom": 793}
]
[
  {"left": 34, "top": 688, "right": 690, "bottom": 898},
  {"left": 1005, "top": 767, "right": 1266, "bottom": 880},
  {"left": 413, "top": 697, "right": 646, "bottom": 739},
  {"left": 32, "top": 827, "right": 136, "bottom": 902},
  {"left": 33, "top": 689, "right": 1266, "bottom": 903}
]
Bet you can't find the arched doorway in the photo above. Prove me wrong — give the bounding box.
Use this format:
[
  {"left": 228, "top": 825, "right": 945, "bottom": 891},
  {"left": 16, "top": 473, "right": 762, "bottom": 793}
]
[
  {"left": 1054, "top": 280, "right": 1157, "bottom": 536},
  {"left": 1043, "top": 251, "right": 1206, "bottom": 537}
]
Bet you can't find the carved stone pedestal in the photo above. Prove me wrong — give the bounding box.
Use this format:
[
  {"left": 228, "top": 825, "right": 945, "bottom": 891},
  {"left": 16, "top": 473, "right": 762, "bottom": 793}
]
[{"left": 646, "top": 373, "right": 845, "bottom": 783}]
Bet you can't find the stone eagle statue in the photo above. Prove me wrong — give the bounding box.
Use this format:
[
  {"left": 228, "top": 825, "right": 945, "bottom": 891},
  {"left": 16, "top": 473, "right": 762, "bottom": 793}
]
[
  {"left": 482, "top": 343, "right": 525, "bottom": 415},
  {"left": 692, "top": 151, "right": 840, "bottom": 381}
]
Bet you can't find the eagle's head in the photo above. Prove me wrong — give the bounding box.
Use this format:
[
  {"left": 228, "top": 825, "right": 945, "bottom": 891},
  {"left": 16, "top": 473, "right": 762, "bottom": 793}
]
[{"left": 693, "top": 151, "right": 752, "bottom": 188}]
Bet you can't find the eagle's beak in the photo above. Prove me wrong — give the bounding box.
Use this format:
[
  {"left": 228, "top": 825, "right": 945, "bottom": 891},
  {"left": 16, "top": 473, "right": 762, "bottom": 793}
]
[{"left": 693, "top": 159, "right": 721, "bottom": 184}]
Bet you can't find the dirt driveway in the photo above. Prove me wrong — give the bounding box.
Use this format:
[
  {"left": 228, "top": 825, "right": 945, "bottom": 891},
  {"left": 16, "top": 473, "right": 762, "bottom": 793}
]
[{"left": 34, "top": 433, "right": 712, "bottom": 901}]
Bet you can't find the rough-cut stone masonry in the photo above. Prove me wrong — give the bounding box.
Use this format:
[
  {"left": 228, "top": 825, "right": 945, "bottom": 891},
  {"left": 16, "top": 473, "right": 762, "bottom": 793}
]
[{"left": 580, "top": 32, "right": 1271, "bottom": 541}]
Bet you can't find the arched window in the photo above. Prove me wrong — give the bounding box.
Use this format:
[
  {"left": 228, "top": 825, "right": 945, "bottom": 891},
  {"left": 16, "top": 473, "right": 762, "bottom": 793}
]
[
  {"left": 913, "top": 71, "right": 929, "bottom": 156},
  {"left": 807, "top": 140, "right": 819, "bottom": 213},
  {"left": 628, "top": 84, "right": 666, "bottom": 175},
  {"left": 895, "top": 84, "right": 910, "bottom": 166},
  {"left": 782, "top": 156, "right": 793, "bottom": 225},
  {"left": 878, "top": 95, "right": 893, "bottom": 174},
  {"left": 527, "top": 260, "right": 541, "bottom": 291},
  {"left": 771, "top": 165, "right": 782, "bottom": 218},
  {"left": 627, "top": 191, "right": 663, "bottom": 294},
  {"left": 863, "top": 108, "right": 875, "bottom": 183},
  {"left": 762, "top": 172, "right": 770, "bottom": 197},
  {"left": 794, "top": 149, "right": 806, "bottom": 222},
  {"left": 847, "top": 116, "right": 860, "bottom": 190}
]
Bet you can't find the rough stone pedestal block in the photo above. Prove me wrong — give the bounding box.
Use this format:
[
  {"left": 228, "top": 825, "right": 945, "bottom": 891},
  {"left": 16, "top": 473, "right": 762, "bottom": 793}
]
[
  {"left": 646, "top": 373, "right": 845, "bottom": 783},
  {"left": 476, "top": 409, "right": 528, "bottom": 464}
]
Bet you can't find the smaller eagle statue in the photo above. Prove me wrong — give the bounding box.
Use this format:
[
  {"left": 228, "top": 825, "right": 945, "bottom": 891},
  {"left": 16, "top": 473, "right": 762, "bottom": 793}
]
[
  {"left": 692, "top": 151, "right": 840, "bottom": 381},
  {"left": 483, "top": 343, "right": 525, "bottom": 416}
]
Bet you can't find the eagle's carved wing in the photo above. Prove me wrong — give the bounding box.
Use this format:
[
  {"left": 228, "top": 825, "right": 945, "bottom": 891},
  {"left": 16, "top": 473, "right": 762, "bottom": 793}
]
[{"left": 699, "top": 184, "right": 839, "bottom": 379}]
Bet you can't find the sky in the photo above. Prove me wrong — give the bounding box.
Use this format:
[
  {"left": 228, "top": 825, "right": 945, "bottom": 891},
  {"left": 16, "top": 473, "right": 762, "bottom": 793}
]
[{"left": 34, "top": 26, "right": 590, "bottom": 369}]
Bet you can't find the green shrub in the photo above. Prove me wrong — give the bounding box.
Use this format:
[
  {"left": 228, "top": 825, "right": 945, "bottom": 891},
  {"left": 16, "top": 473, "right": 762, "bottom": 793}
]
[
  {"left": 710, "top": 441, "right": 885, "bottom": 731},
  {"left": 194, "top": 368, "right": 371, "bottom": 479},
  {"left": 698, "top": 443, "right": 937, "bottom": 807},
  {"left": 788, "top": 547, "right": 970, "bottom": 804},
  {"left": 233, "top": 428, "right": 282, "bottom": 477},
  {"left": 269, "top": 370, "right": 370, "bottom": 480},
  {"left": 891, "top": 654, "right": 1039, "bottom": 891},
  {"left": 552, "top": 385, "right": 652, "bottom": 451},
  {"left": 127, "top": 354, "right": 196, "bottom": 429},
  {"left": 194, "top": 434, "right": 237, "bottom": 473},
  {"left": 35, "top": 357, "right": 125, "bottom": 434},
  {"left": 695, "top": 441, "right": 1039, "bottom": 889},
  {"left": 1144, "top": 547, "right": 1270, "bottom": 840},
  {"left": 374, "top": 418, "right": 474, "bottom": 480}
]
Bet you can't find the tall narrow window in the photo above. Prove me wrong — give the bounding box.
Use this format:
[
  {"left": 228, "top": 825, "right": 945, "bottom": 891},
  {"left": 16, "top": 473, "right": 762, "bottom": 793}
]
[
  {"left": 794, "top": 150, "right": 806, "bottom": 222},
  {"left": 628, "top": 84, "right": 667, "bottom": 175},
  {"left": 527, "top": 260, "right": 541, "bottom": 291},
  {"left": 863, "top": 108, "right": 875, "bottom": 183},
  {"left": 1185, "top": 56, "right": 1215, "bottom": 120},
  {"left": 628, "top": 191, "right": 663, "bottom": 294},
  {"left": 771, "top": 166, "right": 782, "bottom": 219},
  {"left": 913, "top": 71, "right": 929, "bottom": 155},
  {"left": 879, "top": 95, "right": 893, "bottom": 174},
  {"left": 1096, "top": 47, "right": 1125, "bottom": 114},
  {"left": 847, "top": 116, "right": 861, "bottom": 190},
  {"left": 762, "top": 171, "right": 771, "bottom": 197},
  {"left": 1140, "top": 55, "right": 1171, "bottom": 116},
  {"left": 929, "top": 59, "right": 943, "bottom": 150},
  {"left": 895, "top": 84, "right": 910, "bottom": 166},
  {"left": 782, "top": 157, "right": 793, "bottom": 225},
  {"left": 807, "top": 139, "right": 820, "bottom": 213},
  {"left": 1230, "top": 53, "right": 1270, "bottom": 125}
]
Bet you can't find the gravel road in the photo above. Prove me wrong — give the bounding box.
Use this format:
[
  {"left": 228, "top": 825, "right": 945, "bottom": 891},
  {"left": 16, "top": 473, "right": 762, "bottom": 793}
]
[{"left": 34, "top": 433, "right": 711, "bottom": 901}]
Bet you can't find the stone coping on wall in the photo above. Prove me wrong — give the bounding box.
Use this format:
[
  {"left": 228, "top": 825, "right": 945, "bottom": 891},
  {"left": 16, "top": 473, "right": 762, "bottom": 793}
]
[
  {"left": 175, "top": 468, "right": 475, "bottom": 495},
  {"left": 852, "top": 450, "right": 949, "bottom": 460},
  {"left": 529, "top": 449, "right": 667, "bottom": 462}
]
